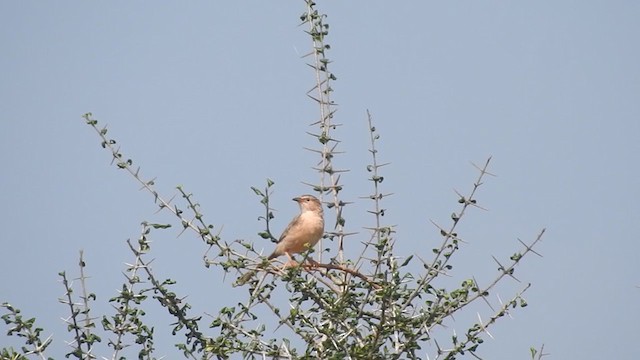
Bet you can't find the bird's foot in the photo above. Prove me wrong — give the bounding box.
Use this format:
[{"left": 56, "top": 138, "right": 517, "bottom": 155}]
[{"left": 281, "top": 260, "right": 299, "bottom": 269}]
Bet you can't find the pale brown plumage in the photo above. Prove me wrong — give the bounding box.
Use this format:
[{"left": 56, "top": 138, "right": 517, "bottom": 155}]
[
  {"left": 267, "top": 194, "right": 324, "bottom": 263},
  {"left": 235, "top": 194, "right": 324, "bottom": 286}
]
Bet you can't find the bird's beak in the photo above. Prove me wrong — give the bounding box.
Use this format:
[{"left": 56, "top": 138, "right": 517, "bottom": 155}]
[{"left": 292, "top": 197, "right": 301, "bottom": 202}]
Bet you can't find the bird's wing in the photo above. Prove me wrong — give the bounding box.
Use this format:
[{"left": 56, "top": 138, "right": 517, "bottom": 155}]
[{"left": 278, "top": 214, "right": 301, "bottom": 243}]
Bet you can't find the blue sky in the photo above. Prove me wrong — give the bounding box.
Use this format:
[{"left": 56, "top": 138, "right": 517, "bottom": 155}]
[{"left": 1, "top": 2, "right": 639, "bottom": 359}]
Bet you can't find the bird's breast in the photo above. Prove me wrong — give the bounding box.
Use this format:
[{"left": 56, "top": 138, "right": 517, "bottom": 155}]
[
  {"left": 282, "top": 212, "right": 324, "bottom": 254},
  {"left": 297, "top": 212, "right": 324, "bottom": 238}
]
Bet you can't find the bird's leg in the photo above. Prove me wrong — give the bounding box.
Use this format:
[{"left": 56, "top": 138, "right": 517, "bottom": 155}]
[{"left": 282, "top": 252, "right": 299, "bottom": 269}]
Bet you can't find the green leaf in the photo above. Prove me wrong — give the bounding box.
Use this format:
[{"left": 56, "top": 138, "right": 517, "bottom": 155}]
[{"left": 400, "top": 255, "right": 413, "bottom": 267}]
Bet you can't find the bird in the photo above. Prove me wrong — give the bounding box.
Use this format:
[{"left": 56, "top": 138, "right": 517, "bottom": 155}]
[
  {"left": 235, "top": 194, "right": 324, "bottom": 286},
  {"left": 267, "top": 194, "right": 325, "bottom": 264}
]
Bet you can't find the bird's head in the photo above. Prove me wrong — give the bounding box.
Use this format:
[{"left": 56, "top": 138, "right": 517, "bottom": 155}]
[{"left": 293, "top": 194, "right": 323, "bottom": 213}]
